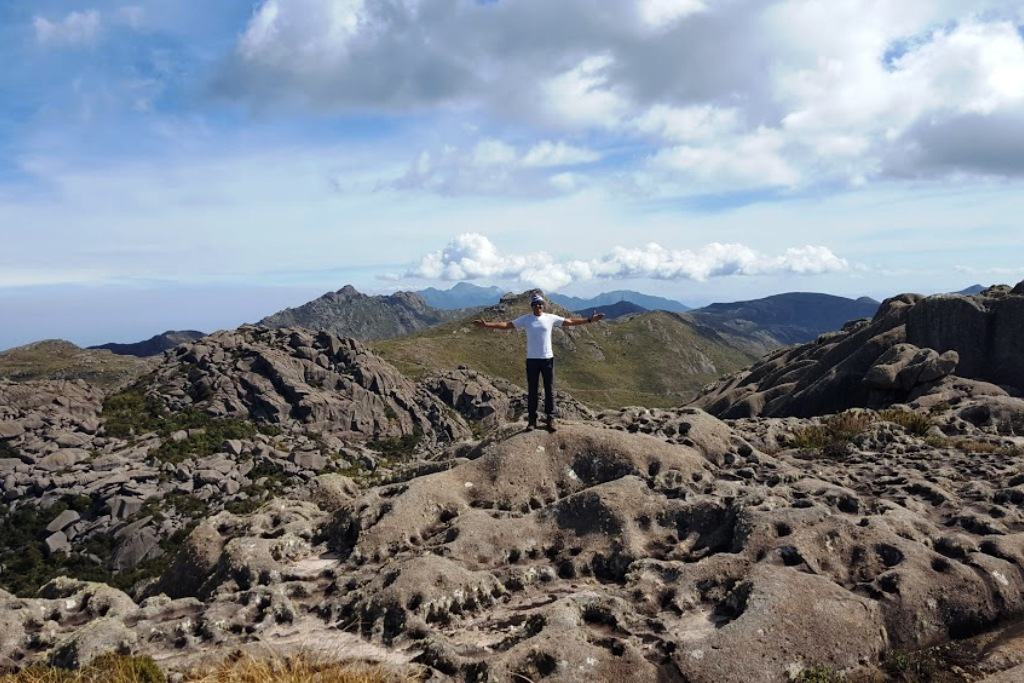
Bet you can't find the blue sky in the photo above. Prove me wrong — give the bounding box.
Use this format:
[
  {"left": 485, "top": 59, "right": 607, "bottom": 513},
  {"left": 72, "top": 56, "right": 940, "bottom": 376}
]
[{"left": 2, "top": 0, "right": 1024, "bottom": 349}]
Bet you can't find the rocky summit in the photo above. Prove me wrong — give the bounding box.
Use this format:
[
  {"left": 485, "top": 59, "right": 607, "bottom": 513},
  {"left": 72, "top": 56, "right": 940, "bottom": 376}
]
[
  {"left": 694, "top": 283, "right": 1024, "bottom": 419},
  {"left": 1, "top": 283, "right": 1024, "bottom": 681},
  {"left": 149, "top": 324, "right": 471, "bottom": 444},
  {"left": 259, "top": 284, "right": 467, "bottom": 341}
]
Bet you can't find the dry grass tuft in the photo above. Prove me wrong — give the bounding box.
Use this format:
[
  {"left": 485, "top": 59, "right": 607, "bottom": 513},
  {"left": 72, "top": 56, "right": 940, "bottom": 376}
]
[
  {"left": 187, "top": 653, "right": 412, "bottom": 683},
  {"left": 925, "top": 436, "right": 1023, "bottom": 458},
  {"left": 0, "top": 654, "right": 164, "bottom": 683},
  {"left": 0, "top": 653, "right": 416, "bottom": 683},
  {"left": 878, "top": 408, "right": 933, "bottom": 436},
  {"left": 789, "top": 411, "right": 876, "bottom": 456}
]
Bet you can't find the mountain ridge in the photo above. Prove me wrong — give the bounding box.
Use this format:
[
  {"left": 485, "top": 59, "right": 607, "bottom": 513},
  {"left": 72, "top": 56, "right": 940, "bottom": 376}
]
[
  {"left": 373, "top": 289, "right": 758, "bottom": 408},
  {"left": 259, "top": 284, "right": 468, "bottom": 341},
  {"left": 687, "top": 291, "right": 881, "bottom": 347},
  {"left": 549, "top": 289, "right": 690, "bottom": 313},
  {"left": 89, "top": 330, "right": 206, "bottom": 357}
]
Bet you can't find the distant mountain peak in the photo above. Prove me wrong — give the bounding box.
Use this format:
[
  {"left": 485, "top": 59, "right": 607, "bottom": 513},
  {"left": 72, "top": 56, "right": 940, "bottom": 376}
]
[
  {"left": 548, "top": 290, "right": 690, "bottom": 313},
  {"left": 414, "top": 282, "right": 504, "bottom": 310},
  {"left": 259, "top": 285, "right": 462, "bottom": 341},
  {"left": 89, "top": 330, "right": 206, "bottom": 358}
]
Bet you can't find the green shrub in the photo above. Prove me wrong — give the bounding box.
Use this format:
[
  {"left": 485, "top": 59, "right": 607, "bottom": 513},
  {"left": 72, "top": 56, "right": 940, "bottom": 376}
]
[
  {"left": 100, "top": 388, "right": 167, "bottom": 438},
  {"left": 882, "top": 648, "right": 944, "bottom": 681},
  {"left": 101, "top": 387, "right": 280, "bottom": 442},
  {"left": 370, "top": 428, "right": 424, "bottom": 459},
  {"left": 0, "top": 496, "right": 111, "bottom": 596},
  {"left": 149, "top": 419, "right": 259, "bottom": 465},
  {"left": 0, "top": 489, "right": 211, "bottom": 598},
  {"left": 790, "top": 665, "right": 842, "bottom": 683},
  {"left": 0, "top": 441, "right": 21, "bottom": 459}
]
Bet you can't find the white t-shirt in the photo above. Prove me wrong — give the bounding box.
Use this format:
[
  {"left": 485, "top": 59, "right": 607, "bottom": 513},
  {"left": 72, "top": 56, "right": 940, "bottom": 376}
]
[{"left": 512, "top": 312, "right": 566, "bottom": 359}]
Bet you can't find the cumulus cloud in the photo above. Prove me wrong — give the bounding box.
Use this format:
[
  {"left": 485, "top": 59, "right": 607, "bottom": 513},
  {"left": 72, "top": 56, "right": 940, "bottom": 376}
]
[
  {"left": 34, "top": 10, "right": 101, "bottom": 47},
  {"left": 403, "top": 233, "right": 848, "bottom": 290},
  {"left": 222, "top": 0, "right": 1024, "bottom": 190}
]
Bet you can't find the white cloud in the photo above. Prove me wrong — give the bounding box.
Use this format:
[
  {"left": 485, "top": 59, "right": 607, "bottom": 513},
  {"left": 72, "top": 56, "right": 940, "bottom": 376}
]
[
  {"left": 222, "top": 0, "right": 1024, "bottom": 188},
  {"left": 471, "top": 139, "right": 518, "bottom": 167},
  {"left": 34, "top": 10, "right": 101, "bottom": 47},
  {"left": 894, "top": 21, "right": 1024, "bottom": 116},
  {"left": 540, "top": 55, "right": 629, "bottom": 129},
  {"left": 650, "top": 127, "right": 801, "bottom": 188},
  {"left": 634, "top": 104, "right": 740, "bottom": 143},
  {"left": 404, "top": 233, "right": 848, "bottom": 290},
  {"left": 521, "top": 141, "right": 601, "bottom": 167},
  {"left": 389, "top": 138, "right": 601, "bottom": 195},
  {"left": 637, "top": 0, "right": 707, "bottom": 29},
  {"left": 239, "top": 0, "right": 367, "bottom": 66}
]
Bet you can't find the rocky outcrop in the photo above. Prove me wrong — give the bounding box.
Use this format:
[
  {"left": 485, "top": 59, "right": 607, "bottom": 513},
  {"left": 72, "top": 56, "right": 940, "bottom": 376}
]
[
  {"left": 150, "top": 325, "right": 471, "bottom": 444},
  {"left": 906, "top": 285, "right": 1024, "bottom": 390},
  {"left": 0, "top": 372, "right": 388, "bottom": 599},
  {"left": 693, "top": 283, "right": 1024, "bottom": 418},
  {"left": 423, "top": 366, "right": 593, "bottom": 428},
  {"left": 259, "top": 284, "right": 466, "bottom": 341}
]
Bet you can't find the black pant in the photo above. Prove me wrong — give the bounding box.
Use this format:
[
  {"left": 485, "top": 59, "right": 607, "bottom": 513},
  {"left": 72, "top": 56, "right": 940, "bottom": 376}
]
[{"left": 526, "top": 358, "right": 555, "bottom": 422}]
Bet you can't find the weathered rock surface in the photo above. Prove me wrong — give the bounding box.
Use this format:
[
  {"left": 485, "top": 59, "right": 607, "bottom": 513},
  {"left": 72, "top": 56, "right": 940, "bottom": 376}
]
[
  {"left": 4, "top": 409, "right": 1024, "bottom": 681},
  {"left": 423, "top": 366, "right": 594, "bottom": 428},
  {"left": 150, "top": 325, "right": 471, "bottom": 444},
  {"left": 2, "top": 390, "right": 1024, "bottom": 681},
  {"left": 5, "top": 285, "right": 1024, "bottom": 680},
  {"left": 693, "top": 282, "right": 1024, "bottom": 418}
]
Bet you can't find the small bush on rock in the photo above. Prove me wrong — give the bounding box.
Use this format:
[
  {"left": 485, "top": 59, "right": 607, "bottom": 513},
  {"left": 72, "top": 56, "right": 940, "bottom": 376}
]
[
  {"left": 101, "top": 387, "right": 280, "bottom": 443},
  {"left": 370, "top": 428, "right": 424, "bottom": 460},
  {"left": 0, "top": 496, "right": 110, "bottom": 596},
  {"left": 790, "top": 665, "right": 842, "bottom": 683},
  {"left": 878, "top": 409, "right": 932, "bottom": 436},
  {"left": 881, "top": 648, "right": 944, "bottom": 682},
  {"left": 923, "top": 437, "right": 1022, "bottom": 458},
  {"left": 789, "top": 411, "right": 875, "bottom": 456}
]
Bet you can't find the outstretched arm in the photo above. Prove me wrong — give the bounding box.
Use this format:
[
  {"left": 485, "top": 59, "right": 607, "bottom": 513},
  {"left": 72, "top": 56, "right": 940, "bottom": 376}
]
[
  {"left": 562, "top": 311, "right": 606, "bottom": 327},
  {"left": 473, "top": 319, "right": 515, "bottom": 330}
]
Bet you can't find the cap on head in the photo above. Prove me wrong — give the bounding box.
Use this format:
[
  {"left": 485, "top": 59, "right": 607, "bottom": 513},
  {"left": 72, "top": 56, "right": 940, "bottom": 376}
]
[{"left": 531, "top": 294, "right": 545, "bottom": 306}]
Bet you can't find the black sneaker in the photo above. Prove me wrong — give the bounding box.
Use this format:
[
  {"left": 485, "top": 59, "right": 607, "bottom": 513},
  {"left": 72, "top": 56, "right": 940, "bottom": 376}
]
[
  {"left": 525, "top": 421, "right": 537, "bottom": 432},
  {"left": 545, "top": 416, "right": 557, "bottom": 432}
]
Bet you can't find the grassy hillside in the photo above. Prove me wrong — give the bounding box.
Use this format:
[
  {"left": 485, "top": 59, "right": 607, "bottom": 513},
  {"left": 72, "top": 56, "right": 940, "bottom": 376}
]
[
  {"left": 373, "top": 294, "right": 758, "bottom": 408},
  {"left": 0, "top": 340, "right": 155, "bottom": 389}
]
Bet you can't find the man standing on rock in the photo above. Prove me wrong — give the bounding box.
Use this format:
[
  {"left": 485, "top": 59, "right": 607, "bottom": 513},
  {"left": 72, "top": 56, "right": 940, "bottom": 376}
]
[{"left": 474, "top": 293, "right": 604, "bottom": 432}]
